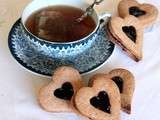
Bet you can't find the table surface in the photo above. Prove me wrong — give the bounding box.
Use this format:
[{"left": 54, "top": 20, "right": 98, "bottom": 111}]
[{"left": 0, "top": 0, "right": 160, "bottom": 120}]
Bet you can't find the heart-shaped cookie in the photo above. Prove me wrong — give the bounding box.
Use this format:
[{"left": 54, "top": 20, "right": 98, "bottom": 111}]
[
  {"left": 107, "top": 15, "right": 143, "bottom": 61},
  {"left": 38, "top": 66, "right": 84, "bottom": 112},
  {"left": 89, "top": 69, "right": 135, "bottom": 114},
  {"left": 118, "top": 0, "right": 158, "bottom": 27},
  {"left": 108, "top": 68, "right": 135, "bottom": 114},
  {"left": 75, "top": 74, "right": 120, "bottom": 120}
]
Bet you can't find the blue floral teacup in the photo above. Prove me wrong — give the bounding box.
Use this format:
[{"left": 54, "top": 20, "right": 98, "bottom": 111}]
[{"left": 21, "top": 0, "right": 111, "bottom": 58}]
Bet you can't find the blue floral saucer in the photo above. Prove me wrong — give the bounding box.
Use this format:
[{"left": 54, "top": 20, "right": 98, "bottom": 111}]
[{"left": 8, "top": 19, "right": 114, "bottom": 77}]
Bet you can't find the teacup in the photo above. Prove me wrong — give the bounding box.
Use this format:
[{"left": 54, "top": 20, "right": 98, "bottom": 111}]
[{"left": 21, "top": 0, "right": 111, "bottom": 57}]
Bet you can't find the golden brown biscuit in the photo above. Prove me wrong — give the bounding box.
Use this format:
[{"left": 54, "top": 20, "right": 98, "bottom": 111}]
[
  {"left": 118, "top": 0, "right": 158, "bottom": 28},
  {"left": 89, "top": 69, "right": 135, "bottom": 114},
  {"left": 75, "top": 74, "right": 121, "bottom": 120},
  {"left": 107, "top": 15, "right": 144, "bottom": 62},
  {"left": 70, "top": 97, "right": 92, "bottom": 120},
  {"left": 38, "top": 66, "right": 84, "bottom": 112},
  {"left": 88, "top": 73, "right": 106, "bottom": 87},
  {"left": 108, "top": 68, "right": 135, "bottom": 114}
]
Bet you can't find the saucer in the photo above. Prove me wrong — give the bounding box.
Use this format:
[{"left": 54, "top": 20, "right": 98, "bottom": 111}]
[{"left": 8, "top": 19, "right": 114, "bottom": 77}]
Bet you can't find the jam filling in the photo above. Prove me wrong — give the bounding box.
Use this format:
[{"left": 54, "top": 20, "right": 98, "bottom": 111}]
[
  {"left": 122, "top": 26, "right": 137, "bottom": 43},
  {"left": 112, "top": 76, "right": 123, "bottom": 93},
  {"left": 129, "top": 6, "right": 146, "bottom": 17},
  {"left": 90, "top": 91, "right": 111, "bottom": 113},
  {"left": 54, "top": 82, "right": 74, "bottom": 100}
]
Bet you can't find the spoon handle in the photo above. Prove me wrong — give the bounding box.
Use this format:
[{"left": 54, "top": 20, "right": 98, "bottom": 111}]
[{"left": 76, "top": 0, "right": 104, "bottom": 22}]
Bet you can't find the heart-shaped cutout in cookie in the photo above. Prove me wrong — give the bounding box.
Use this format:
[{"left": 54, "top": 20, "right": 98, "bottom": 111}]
[
  {"left": 75, "top": 75, "right": 120, "bottom": 120},
  {"left": 54, "top": 82, "right": 74, "bottom": 100},
  {"left": 38, "top": 66, "right": 84, "bottom": 112},
  {"left": 90, "top": 91, "right": 111, "bottom": 113},
  {"left": 109, "top": 69, "right": 135, "bottom": 114},
  {"left": 122, "top": 26, "right": 137, "bottom": 43},
  {"left": 118, "top": 0, "right": 158, "bottom": 27},
  {"left": 112, "top": 76, "right": 123, "bottom": 93},
  {"left": 129, "top": 6, "right": 146, "bottom": 17},
  {"left": 107, "top": 15, "right": 143, "bottom": 61}
]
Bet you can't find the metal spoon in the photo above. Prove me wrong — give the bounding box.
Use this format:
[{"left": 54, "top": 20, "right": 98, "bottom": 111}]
[{"left": 76, "top": 0, "right": 104, "bottom": 23}]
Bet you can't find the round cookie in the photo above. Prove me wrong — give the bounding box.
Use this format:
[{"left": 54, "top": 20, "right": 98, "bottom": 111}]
[
  {"left": 38, "top": 66, "right": 84, "bottom": 112},
  {"left": 75, "top": 74, "right": 121, "bottom": 120},
  {"left": 118, "top": 0, "right": 158, "bottom": 28}
]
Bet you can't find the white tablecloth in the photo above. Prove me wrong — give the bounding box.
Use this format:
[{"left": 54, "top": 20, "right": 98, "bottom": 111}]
[{"left": 0, "top": 0, "right": 160, "bottom": 120}]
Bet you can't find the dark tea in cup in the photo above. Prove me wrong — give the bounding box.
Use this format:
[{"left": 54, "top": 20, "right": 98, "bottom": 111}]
[{"left": 25, "top": 5, "right": 96, "bottom": 42}]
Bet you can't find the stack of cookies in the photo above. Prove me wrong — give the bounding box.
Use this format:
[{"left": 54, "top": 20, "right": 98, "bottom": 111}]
[
  {"left": 38, "top": 66, "right": 135, "bottom": 120},
  {"left": 107, "top": 0, "right": 158, "bottom": 62}
]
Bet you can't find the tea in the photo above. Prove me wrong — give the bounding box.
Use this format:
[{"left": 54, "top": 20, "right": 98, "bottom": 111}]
[{"left": 25, "top": 5, "right": 96, "bottom": 42}]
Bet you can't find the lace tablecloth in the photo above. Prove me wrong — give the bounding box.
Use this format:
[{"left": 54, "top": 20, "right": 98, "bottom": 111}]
[{"left": 0, "top": 0, "right": 160, "bottom": 120}]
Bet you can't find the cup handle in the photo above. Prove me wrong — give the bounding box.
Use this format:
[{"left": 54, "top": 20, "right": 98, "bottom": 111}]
[{"left": 98, "top": 12, "right": 111, "bottom": 28}]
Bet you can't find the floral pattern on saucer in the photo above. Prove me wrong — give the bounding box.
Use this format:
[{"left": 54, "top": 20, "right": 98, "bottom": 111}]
[{"left": 8, "top": 19, "right": 114, "bottom": 76}]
